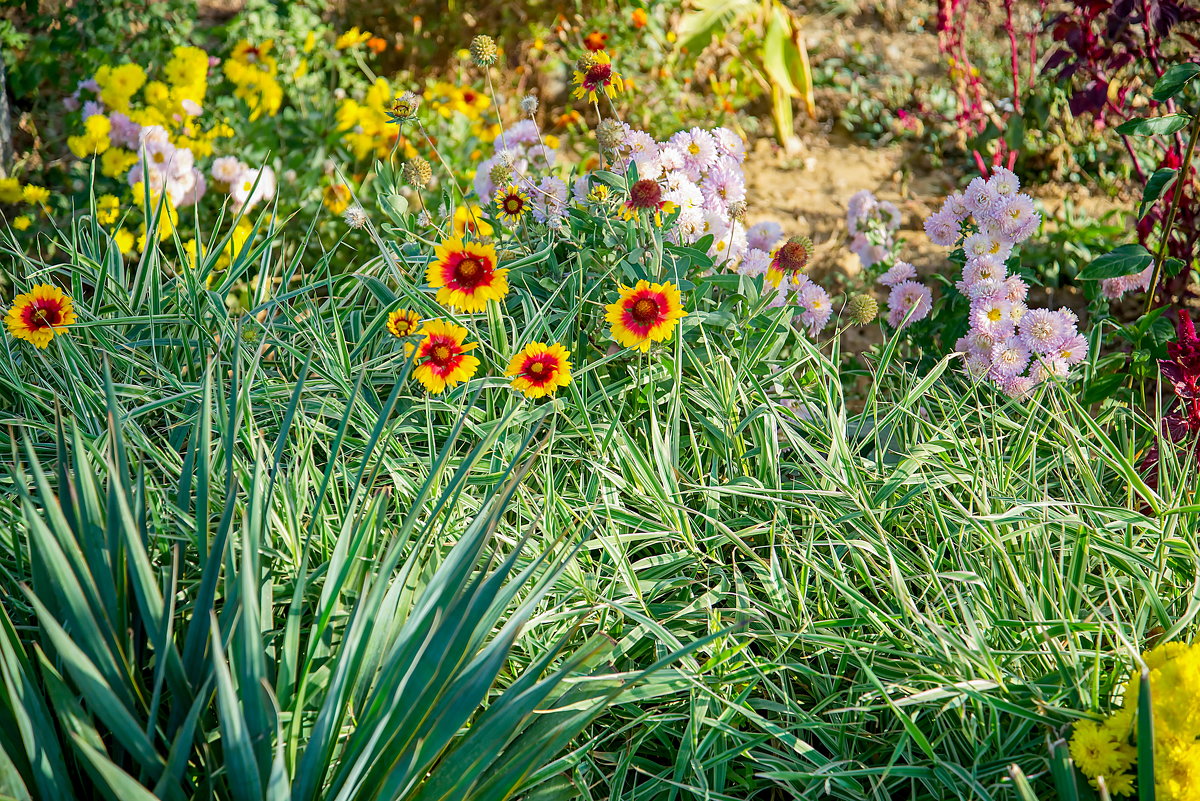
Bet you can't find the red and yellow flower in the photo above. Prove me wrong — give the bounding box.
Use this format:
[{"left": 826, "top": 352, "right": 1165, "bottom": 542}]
[
  {"left": 572, "top": 50, "right": 624, "bottom": 103},
  {"left": 506, "top": 342, "right": 572, "bottom": 398},
  {"left": 405, "top": 319, "right": 480, "bottom": 394},
  {"left": 621, "top": 179, "right": 676, "bottom": 225},
  {"left": 493, "top": 184, "right": 530, "bottom": 226},
  {"left": 426, "top": 236, "right": 508, "bottom": 312},
  {"left": 605, "top": 280, "right": 686, "bottom": 352},
  {"left": 452, "top": 204, "right": 494, "bottom": 238},
  {"left": 386, "top": 309, "right": 421, "bottom": 338},
  {"left": 766, "top": 235, "right": 814, "bottom": 288},
  {"left": 5, "top": 283, "right": 77, "bottom": 348}
]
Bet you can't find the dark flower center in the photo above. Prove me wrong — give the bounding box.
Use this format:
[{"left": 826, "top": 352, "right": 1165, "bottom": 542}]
[
  {"left": 628, "top": 179, "right": 662, "bottom": 209},
  {"left": 631, "top": 297, "right": 660, "bottom": 324},
  {"left": 431, "top": 344, "right": 452, "bottom": 363},
  {"left": 455, "top": 256, "right": 486, "bottom": 287},
  {"left": 585, "top": 63, "right": 612, "bottom": 86},
  {"left": 776, "top": 241, "right": 810, "bottom": 273},
  {"left": 504, "top": 196, "right": 523, "bottom": 213},
  {"left": 24, "top": 301, "right": 62, "bottom": 329},
  {"left": 462, "top": 90, "right": 477, "bottom": 103}
]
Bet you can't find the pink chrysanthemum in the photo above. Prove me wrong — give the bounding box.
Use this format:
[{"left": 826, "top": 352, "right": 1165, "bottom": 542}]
[
  {"left": 886, "top": 280, "right": 933, "bottom": 328},
  {"left": 879, "top": 260, "right": 918, "bottom": 287},
  {"left": 990, "top": 336, "right": 1031, "bottom": 378}
]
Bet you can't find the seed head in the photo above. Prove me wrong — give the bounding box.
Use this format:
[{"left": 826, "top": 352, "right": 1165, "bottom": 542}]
[
  {"left": 727, "top": 200, "right": 747, "bottom": 222},
  {"left": 470, "top": 35, "right": 498, "bottom": 67},
  {"left": 403, "top": 156, "right": 433, "bottom": 187},
  {"left": 596, "top": 118, "right": 624, "bottom": 151},
  {"left": 847, "top": 294, "right": 879, "bottom": 325},
  {"left": 488, "top": 162, "right": 512, "bottom": 187},
  {"left": 576, "top": 51, "right": 599, "bottom": 73},
  {"left": 344, "top": 204, "right": 368, "bottom": 229},
  {"left": 519, "top": 95, "right": 539, "bottom": 116}
]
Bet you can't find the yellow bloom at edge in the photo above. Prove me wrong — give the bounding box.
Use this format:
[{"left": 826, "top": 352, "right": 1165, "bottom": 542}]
[
  {"left": 22, "top": 185, "right": 50, "bottom": 206},
  {"left": 335, "top": 27, "right": 372, "bottom": 50},
  {"left": 452, "top": 204, "right": 493, "bottom": 238},
  {"left": 0, "top": 177, "right": 22, "bottom": 204},
  {"left": 12, "top": 215, "right": 31, "bottom": 231},
  {"left": 5, "top": 284, "right": 77, "bottom": 348}
]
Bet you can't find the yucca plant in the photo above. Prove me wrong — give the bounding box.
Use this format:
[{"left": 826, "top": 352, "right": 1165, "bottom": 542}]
[{"left": 0, "top": 361, "right": 708, "bottom": 801}]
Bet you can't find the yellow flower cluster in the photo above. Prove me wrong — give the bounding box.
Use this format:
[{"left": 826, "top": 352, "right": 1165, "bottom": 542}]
[
  {"left": 336, "top": 78, "right": 411, "bottom": 161},
  {"left": 424, "top": 81, "right": 491, "bottom": 122},
  {"left": 1070, "top": 641, "right": 1200, "bottom": 799},
  {"left": 95, "top": 63, "right": 147, "bottom": 111},
  {"left": 223, "top": 41, "right": 283, "bottom": 121},
  {"left": 68, "top": 115, "right": 112, "bottom": 158}
]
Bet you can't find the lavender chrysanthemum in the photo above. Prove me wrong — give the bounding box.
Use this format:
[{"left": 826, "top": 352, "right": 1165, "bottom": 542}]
[
  {"left": 746, "top": 220, "right": 784, "bottom": 252},
  {"left": 886, "top": 280, "right": 933, "bottom": 328},
  {"left": 923, "top": 209, "right": 960, "bottom": 247},
  {"left": 878, "top": 260, "right": 917, "bottom": 287}
]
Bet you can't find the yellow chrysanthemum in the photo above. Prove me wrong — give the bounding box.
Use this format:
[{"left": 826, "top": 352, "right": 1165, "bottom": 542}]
[
  {"left": 96, "top": 194, "right": 120, "bottom": 226},
  {"left": 22, "top": 185, "right": 50, "bottom": 206},
  {"left": 12, "top": 215, "right": 31, "bottom": 231},
  {"left": 604, "top": 280, "right": 686, "bottom": 352},
  {"left": 100, "top": 148, "right": 138, "bottom": 179},
  {"left": 426, "top": 236, "right": 508, "bottom": 313},
  {"left": 0, "top": 177, "right": 22, "bottom": 204},
  {"left": 404, "top": 319, "right": 480, "bottom": 394},
  {"left": 505, "top": 342, "right": 572, "bottom": 399},
  {"left": 5, "top": 284, "right": 77, "bottom": 348}
]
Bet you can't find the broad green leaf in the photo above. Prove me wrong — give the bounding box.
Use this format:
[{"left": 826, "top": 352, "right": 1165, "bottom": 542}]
[
  {"left": 1152, "top": 62, "right": 1200, "bottom": 102},
  {"left": 1115, "top": 114, "right": 1191, "bottom": 136},
  {"left": 1139, "top": 168, "right": 1177, "bottom": 218},
  {"left": 1077, "top": 243, "right": 1153, "bottom": 280}
]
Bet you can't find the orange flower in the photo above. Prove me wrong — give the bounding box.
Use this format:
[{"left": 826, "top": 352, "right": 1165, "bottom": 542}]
[
  {"left": 605, "top": 280, "right": 686, "bottom": 352},
  {"left": 367, "top": 36, "right": 388, "bottom": 54},
  {"left": 505, "top": 342, "right": 572, "bottom": 398},
  {"left": 5, "top": 284, "right": 77, "bottom": 348},
  {"left": 584, "top": 31, "right": 609, "bottom": 51},
  {"left": 631, "top": 8, "right": 648, "bottom": 28}
]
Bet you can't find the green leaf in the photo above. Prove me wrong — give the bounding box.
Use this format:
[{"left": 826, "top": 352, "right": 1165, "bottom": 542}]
[
  {"left": 1151, "top": 62, "right": 1200, "bottom": 102},
  {"left": 1137, "top": 669, "right": 1156, "bottom": 801},
  {"left": 1116, "top": 114, "right": 1191, "bottom": 136},
  {"left": 1077, "top": 244, "right": 1153, "bottom": 280},
  {"left": 1164, "top": 257, "right": 1186, "bottom": 278},
  {"left": 1139, "top": 169, "right": 1177, "bottom": 218}
]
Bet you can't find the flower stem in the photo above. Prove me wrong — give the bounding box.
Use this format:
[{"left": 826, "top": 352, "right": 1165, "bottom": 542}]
[{"left": 1144, "top": 109, "right": 1200, "bottom": 315}]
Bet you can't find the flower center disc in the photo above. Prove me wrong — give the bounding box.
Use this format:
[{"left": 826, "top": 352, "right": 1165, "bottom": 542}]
[
  {"left": 631, "top": 298, "right": 659, "bottom": 324},
  {"left": 777, "top": 242, "right": 809, "bottom": 273},
  {"left": 432, "top": 344, "right": 452, "bottom": 362},
  {"left": 629, "top": 180, "right": 661, "bottom": 209},
  {"left": 456, "top": 257, "right": 485, "bottom": 286},
  {"left": 586, "top": 64, "right": 612, "bottom": 85},
  {"left": 529, "top": 361, "right": 546, "bottom": 375},
  {"left": 505, "top": 197, "right": 522, "bottom": 213}
]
